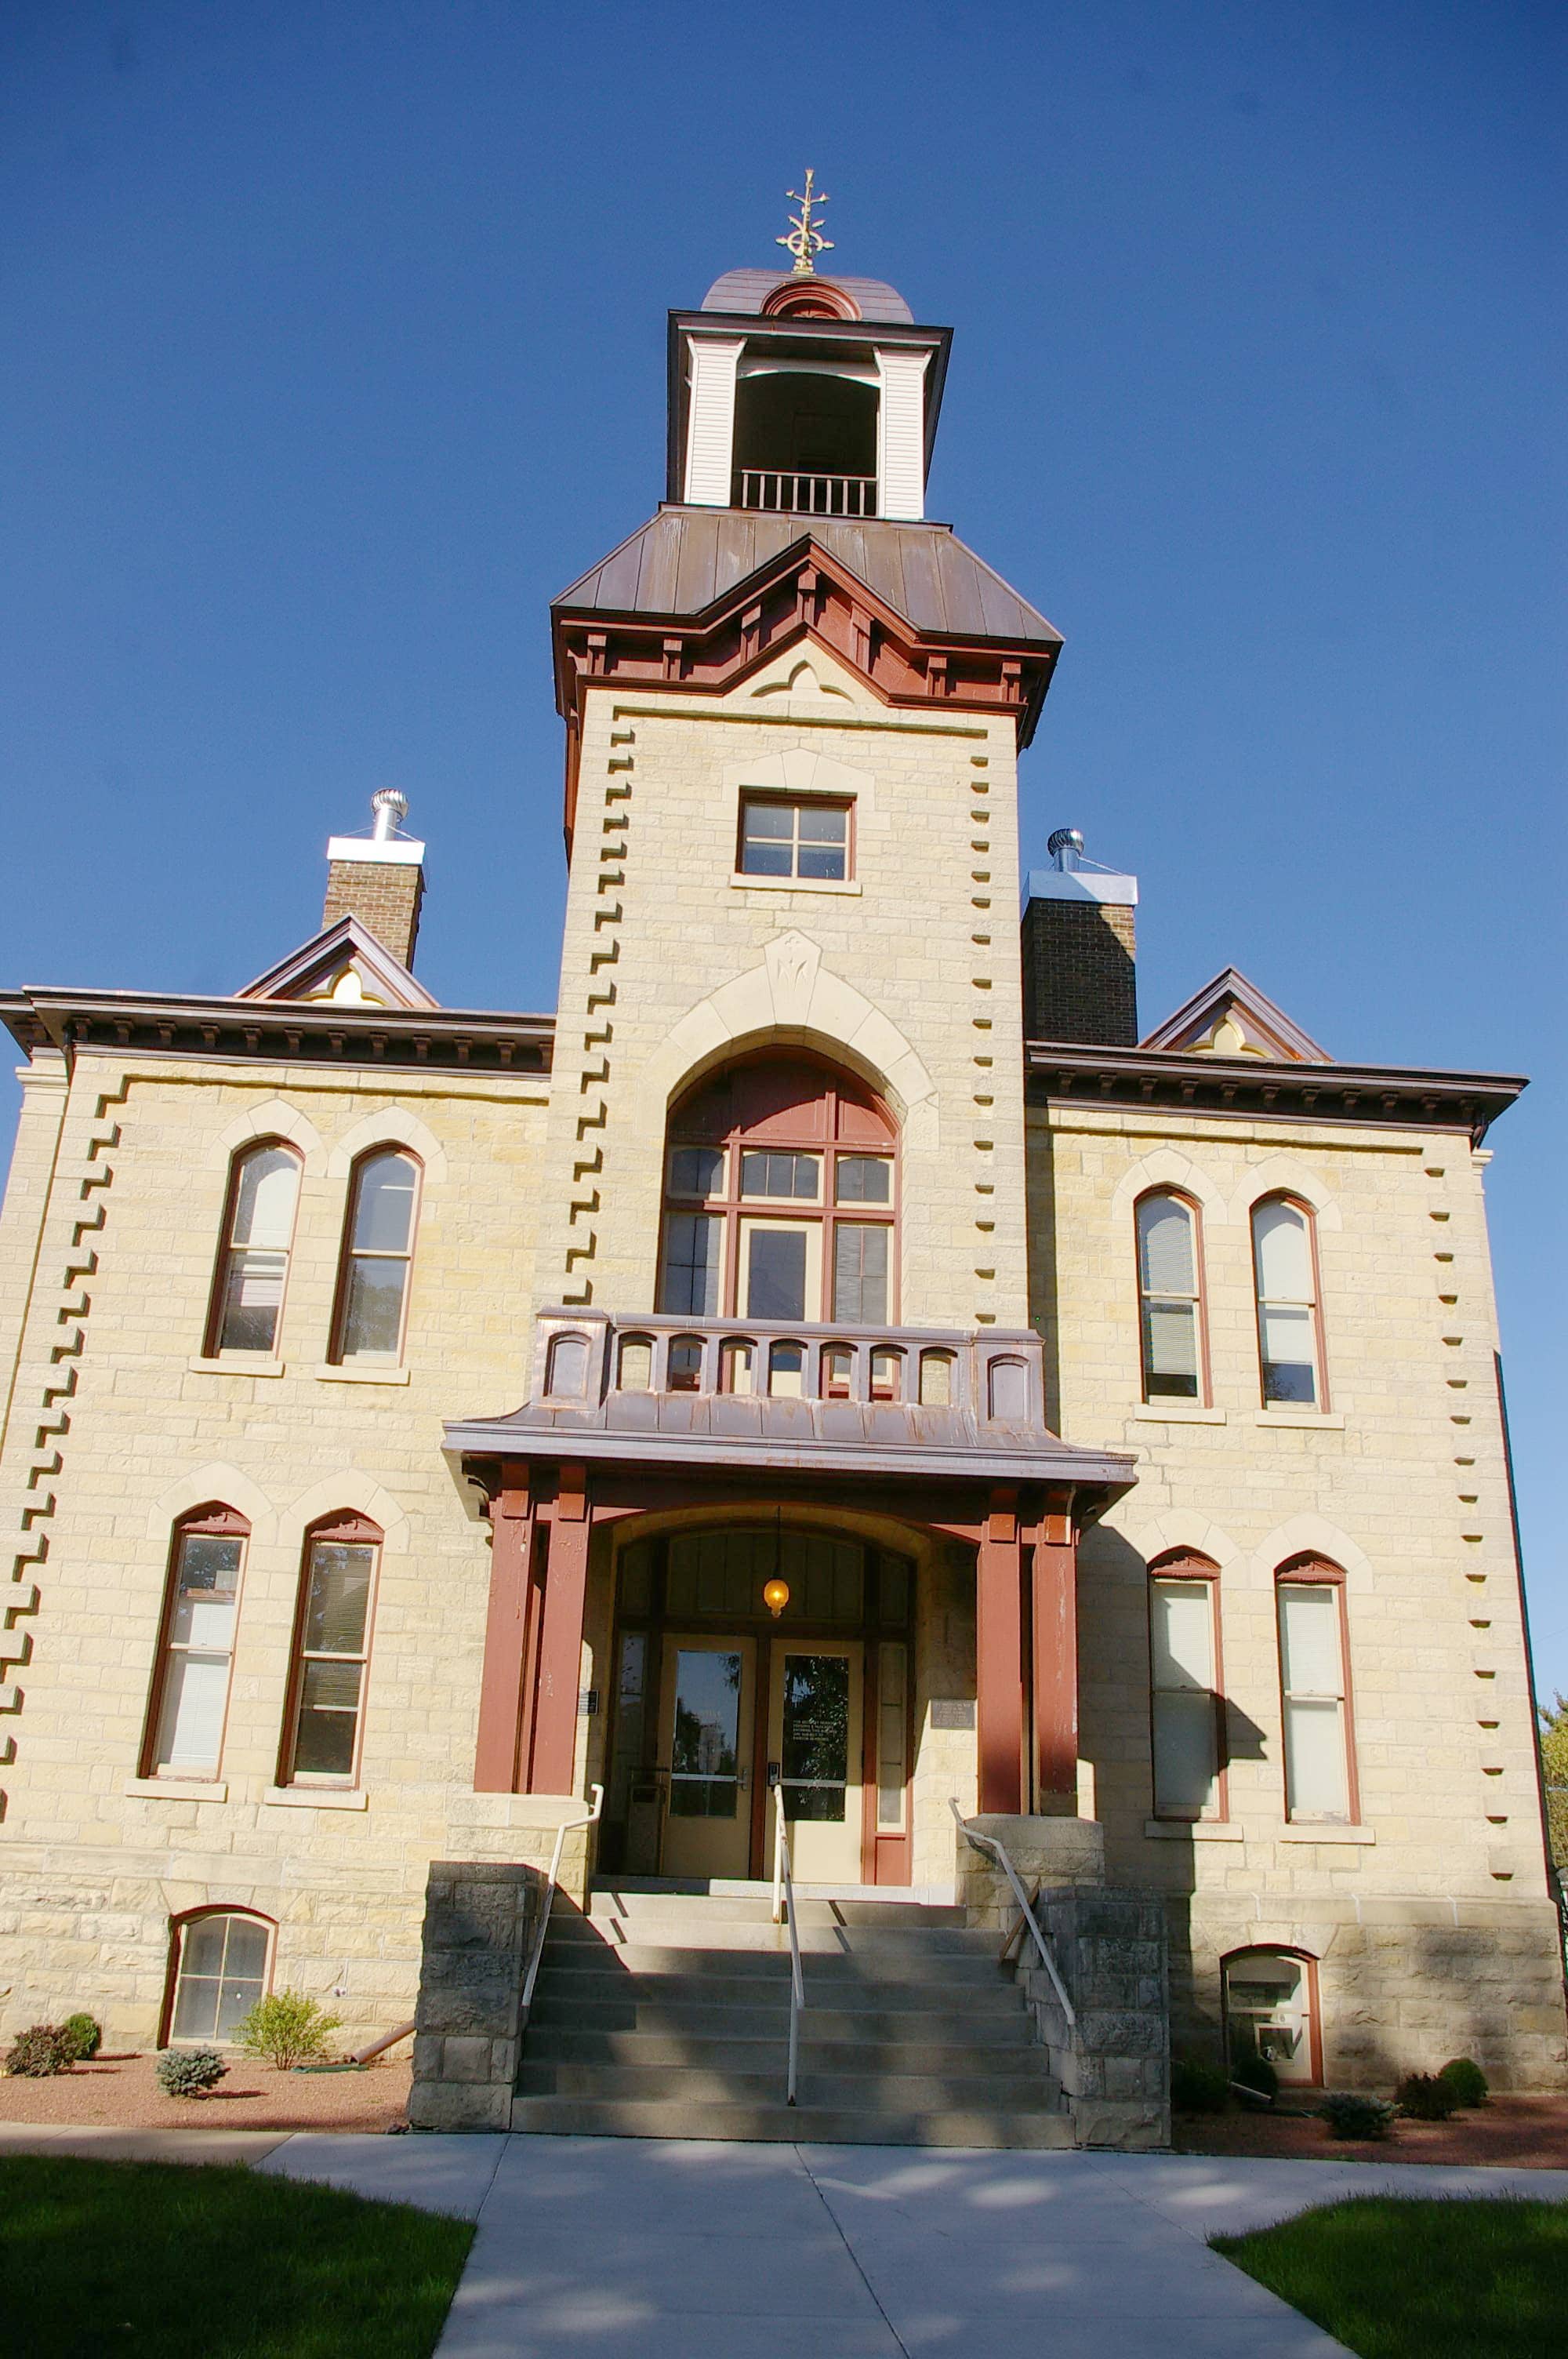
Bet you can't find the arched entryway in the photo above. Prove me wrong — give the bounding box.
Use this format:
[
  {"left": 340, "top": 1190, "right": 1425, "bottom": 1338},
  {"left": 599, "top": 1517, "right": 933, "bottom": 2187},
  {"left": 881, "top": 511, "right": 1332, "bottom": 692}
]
[{"left": 601, "top": 1519, "right": 916, "bottom": 1887}]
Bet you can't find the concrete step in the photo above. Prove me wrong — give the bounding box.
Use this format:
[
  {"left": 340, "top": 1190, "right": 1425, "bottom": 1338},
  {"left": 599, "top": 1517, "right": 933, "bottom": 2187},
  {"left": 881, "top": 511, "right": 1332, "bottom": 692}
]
[
  {"left": 527, "top": 2027, "right": 1049, "bottom": 2075},
  {"left": 528, "top": 1994, "right": 1036, "bottom": 2043},
  {"left": 557, "top": 1914, "right": 997, "bottom": 1959},
  {"left": 535, "top": 1946, "right": 1014, "bottom": 1993},
  {"left": 530, "top": 1972, "right": 1025, "bottom": 2023},
  {"left": 583, "top": 1885, "right": 968, "bottom": 1932},
  {"left": 517, "top": 2059, "right": 1062, "bottom": 2109},
  {"left": 510, "top": 2094, "right": 1076, "bottom": 2149},
  {"left": 590, "top": 1878, "right": 961, "bottom": 1919}
]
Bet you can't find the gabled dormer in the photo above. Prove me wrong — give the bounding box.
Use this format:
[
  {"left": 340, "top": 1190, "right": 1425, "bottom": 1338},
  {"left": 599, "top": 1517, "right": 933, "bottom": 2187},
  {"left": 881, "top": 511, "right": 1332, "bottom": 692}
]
[
  {"left": 668, "top": 265, "right": 950, "bottom": 524},
  {"left": 1142, "top": 968, "right": 1331, "bottom": 1063}
]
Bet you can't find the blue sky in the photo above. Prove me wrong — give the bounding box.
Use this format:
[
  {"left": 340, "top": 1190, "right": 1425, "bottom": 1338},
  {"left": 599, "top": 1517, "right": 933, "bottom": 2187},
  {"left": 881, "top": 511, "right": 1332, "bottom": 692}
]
[{"left": 2, "top": 4, "right": 1563, "bottom": 1675}]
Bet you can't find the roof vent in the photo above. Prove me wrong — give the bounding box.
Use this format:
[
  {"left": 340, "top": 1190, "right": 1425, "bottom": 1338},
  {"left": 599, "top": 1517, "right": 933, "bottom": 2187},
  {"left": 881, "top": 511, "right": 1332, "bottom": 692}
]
[
  {"left": 370, "top": 788, "right": 409, "bottom": 841},
  {"left": 1047, "top": 827, "right": 1085, "bottom": 872}
]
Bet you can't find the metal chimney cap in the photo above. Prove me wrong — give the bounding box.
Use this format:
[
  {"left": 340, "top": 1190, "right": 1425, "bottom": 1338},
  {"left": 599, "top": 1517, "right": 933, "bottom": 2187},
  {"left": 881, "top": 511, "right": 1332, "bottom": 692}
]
[
  {"left": 370, "top": 789, "right": 409, "bottom": 841},
  {"left": 1047, "top": 827, "right": 1085, "bottom": 871}
]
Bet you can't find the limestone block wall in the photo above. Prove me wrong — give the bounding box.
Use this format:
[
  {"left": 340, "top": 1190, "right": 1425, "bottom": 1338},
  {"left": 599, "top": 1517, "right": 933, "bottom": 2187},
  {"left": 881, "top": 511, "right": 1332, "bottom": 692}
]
[
  {"left": 0, "top": 1047, "right": 563, "bottom": 2051},
  {"left": 1029, "top": 1101, "right": 1564, "bottom": 2088},
  {"left": 534, "top": 643, "right": 1028, "bottom": 1334}
]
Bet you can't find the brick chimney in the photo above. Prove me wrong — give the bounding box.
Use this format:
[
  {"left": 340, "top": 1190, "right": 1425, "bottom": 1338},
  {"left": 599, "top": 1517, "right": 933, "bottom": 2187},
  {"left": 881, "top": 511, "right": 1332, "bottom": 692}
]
[
  {"left": 1021, "top": 831, "right": 1138, "bottom": 1045},
  {"left": 323, "top": 791, "right": 426, "bottom": 968}
]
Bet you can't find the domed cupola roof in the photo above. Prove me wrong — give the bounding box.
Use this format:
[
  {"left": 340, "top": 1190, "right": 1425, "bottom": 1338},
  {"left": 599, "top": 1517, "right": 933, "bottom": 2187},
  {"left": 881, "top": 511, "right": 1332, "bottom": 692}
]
[{"left": 699, "top": 267, "right": 914, "bottom": 325}]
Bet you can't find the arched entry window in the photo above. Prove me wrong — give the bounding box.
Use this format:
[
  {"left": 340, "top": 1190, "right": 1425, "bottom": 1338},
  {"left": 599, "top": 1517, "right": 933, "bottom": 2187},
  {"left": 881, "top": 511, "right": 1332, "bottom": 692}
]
[
  {"left": 659, "top": 1055, "right": 898, "bottom": 1324},
  {"left": 1222, "top": 1947, "right": 1321, "bottom": 2087}
]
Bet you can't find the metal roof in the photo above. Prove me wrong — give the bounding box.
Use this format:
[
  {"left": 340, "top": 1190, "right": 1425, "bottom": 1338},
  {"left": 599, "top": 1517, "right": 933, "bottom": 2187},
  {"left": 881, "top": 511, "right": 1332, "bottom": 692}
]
[
  {"left": 701, "top": 267, "right": 914, "bottom": 323},
  {"left": 554, "top": 509, "right": 1062, "bottom": 649}
]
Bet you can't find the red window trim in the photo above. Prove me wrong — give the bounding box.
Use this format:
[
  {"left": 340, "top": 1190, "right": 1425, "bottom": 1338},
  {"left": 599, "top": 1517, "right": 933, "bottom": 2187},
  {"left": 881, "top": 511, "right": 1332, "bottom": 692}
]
[
  {"left": 1132, "top": 1188, "right": 1212, "bottom": 1408},
  {"left": 735, "top": 789, "right": 856, "bottom": 884},
  {"left": 1146, "top": 1549, "right": 1228, "bottom": 1823},
  {"left": 277, "top": 1511, "right": 384, "bottom": 1791},
  {"left": 203, "top": 1138, "right": 304, "bottom": 1358},
  {"left": 1220, "top": 1943, "right": 1324, "bottom": 2088},
  {"left": 1274, "top": 1554, "right": 1360, "bottom": 1826},
  {"left": 138, "top": 1505, "right": 252, "bottom": 1783},
  {"left": 1250, "top": 1192, "right": 1330, "bottom": 1412},
  {"left": 326, "top": 1147, "right": 424, "bottom": 1368}
]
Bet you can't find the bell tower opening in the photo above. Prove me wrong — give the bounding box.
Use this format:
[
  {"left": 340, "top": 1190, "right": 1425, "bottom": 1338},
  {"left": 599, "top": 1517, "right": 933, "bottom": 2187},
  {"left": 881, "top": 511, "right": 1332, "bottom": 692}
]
[{"left": 732, "top": 368, "right": 879, "bottom": 517}]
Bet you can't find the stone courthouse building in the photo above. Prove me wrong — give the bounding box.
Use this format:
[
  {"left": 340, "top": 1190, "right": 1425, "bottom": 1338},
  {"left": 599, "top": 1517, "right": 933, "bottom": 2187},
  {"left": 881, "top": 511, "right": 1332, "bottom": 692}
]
[{"left": 1, "top": 212, "right": 1561, "bottom": 2138}]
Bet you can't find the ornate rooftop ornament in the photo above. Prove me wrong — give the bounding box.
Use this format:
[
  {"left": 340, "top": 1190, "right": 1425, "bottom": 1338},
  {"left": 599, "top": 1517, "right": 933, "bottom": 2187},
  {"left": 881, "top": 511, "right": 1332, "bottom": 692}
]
[{"left": 777, "top": 168, "right": 833, "bottom": 275}]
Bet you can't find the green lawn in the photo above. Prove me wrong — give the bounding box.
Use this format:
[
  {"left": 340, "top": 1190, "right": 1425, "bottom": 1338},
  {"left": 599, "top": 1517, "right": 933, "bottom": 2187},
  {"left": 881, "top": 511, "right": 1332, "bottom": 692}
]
[
  {"left": 0, "top": 2157, "right": 474, "bottom": 2359},
  {"left": 1212, "top": 2195, "right": 1568, "bottom": 2359}
]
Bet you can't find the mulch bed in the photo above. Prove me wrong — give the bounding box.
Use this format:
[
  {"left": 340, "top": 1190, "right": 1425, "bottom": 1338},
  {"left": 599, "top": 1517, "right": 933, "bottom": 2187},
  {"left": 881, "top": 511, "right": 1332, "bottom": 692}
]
[
  {"left": 0, "top": 2050, "right": 411, "bottom": 2134},
  {"left": 1174, "top": 2093, "right": 1568, "bottom": 2168}
]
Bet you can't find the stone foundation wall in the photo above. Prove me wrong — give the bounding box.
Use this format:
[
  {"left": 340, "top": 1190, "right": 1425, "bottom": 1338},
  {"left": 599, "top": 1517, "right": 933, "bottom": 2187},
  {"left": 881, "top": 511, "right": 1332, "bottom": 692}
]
[
  {"left": 1023, "top": 1886, "right": 1170, "bottom": 2150},
  {"left": 408, "top": 1859, "right": 547, "bottom": 2133}
]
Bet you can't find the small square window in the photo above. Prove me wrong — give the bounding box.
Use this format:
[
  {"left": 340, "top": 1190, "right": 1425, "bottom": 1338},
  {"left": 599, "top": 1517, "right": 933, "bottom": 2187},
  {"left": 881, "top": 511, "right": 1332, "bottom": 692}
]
[{"left": 738, "top": 794, "right": 851, "bottom": 883}]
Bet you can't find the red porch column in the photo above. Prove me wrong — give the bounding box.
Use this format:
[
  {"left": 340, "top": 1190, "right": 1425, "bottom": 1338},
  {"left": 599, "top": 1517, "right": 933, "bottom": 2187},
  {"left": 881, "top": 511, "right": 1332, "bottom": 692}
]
[
  {"left": 976, "top": 1489, "right": 1025, "bottom": 1813},
  {"left": 474, "top": 1462, "right": 535, "bottom": 1793},
  {"left": 528, "top": 1463, "right": 591, "bottom": 1795},
  {"left": 1031, "top": 1499, "right": 1080, "bottom": 1808}
]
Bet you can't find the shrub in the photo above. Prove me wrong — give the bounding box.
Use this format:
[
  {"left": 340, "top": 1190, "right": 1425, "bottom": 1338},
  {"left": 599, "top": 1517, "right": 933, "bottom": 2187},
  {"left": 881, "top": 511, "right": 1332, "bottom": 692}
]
[
  {"left": 1232, "top": 2053, "right": 1279, "bottom": 2100},
  {"left": 1319, "top": 2091, "right": 1397, "bottom": 2141},
  {"left": 1438, "top": 2056, "right": 1489, "bottom": 2108},
  {"left": 60, "top": 2012, "right": 103, "bottom": 2063},
  {"left": 3, "top": 2023, "right": 76, "bottom": 2077},
  {"left": 230, "top": 1990, "right": 343, "bottom": 2072},
  {"left": 155, "top": 2046, "right": 227, "bottom": 2098},
  {"left": 1171, "top": 2057, "right": 1230, "bottom": 2114},
  {"left": 1397, "top": 2071, "right": 1459, "bottom": 2121}
]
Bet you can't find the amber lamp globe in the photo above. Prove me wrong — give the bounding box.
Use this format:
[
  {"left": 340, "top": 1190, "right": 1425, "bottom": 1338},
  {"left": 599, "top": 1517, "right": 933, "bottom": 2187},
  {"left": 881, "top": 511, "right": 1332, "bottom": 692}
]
[{"left": 763, "top": 1578, "right": 789, "bottom": 1619}]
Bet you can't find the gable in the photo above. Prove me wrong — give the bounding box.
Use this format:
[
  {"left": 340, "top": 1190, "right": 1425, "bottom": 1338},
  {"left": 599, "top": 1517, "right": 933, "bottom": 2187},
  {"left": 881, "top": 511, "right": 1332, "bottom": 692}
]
[
  {"left": 1141, "top": 968, "right": 1330, "bottom": 1063},
  {"left": 237, "top": 916, "right": 439, "bottom": 1012}
]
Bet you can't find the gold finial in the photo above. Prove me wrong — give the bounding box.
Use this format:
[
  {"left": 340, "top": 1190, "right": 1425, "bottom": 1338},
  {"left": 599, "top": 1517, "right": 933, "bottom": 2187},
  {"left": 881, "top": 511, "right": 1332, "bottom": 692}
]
[{"left": 777, "top": 168, "right": 833, "bottom": 276}]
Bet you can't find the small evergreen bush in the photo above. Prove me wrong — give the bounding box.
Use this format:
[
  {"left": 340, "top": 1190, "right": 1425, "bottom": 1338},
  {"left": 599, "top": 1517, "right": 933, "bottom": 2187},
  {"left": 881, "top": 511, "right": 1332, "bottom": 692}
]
[
  {"left": 1396, "top": 2070, "right": 1459, "bottom": 2121},
  {"left": 1232, "top": 2053, "right": 1279, "bottom": 2100},
  {"left": 60, "top": 2012, "right": 103, "bottom": 2063},
  {"left": 231, "top": 1990, "right": 343, "bottom": 2071},
  {"left": 3, "top": 2023, "right": 76, "bottom": 2077},
  {"left": 155, "top": 2046, "right": 227, "bottom": 2098},
  {"left": 1171, "top": 2057, "right": 1230, "bottom": 2114},
  {"left": 1319, "top": 2091, "right": 1396, "bottom": 2140},
  {"left": 1438, "top": 2056, "right": 1488, "bottom": 2108}
]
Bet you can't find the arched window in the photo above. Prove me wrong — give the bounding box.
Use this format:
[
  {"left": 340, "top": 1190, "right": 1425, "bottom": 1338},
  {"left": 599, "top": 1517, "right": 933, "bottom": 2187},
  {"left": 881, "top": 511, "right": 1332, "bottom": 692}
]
[
  {"left": 1222, "top": 1947, "right": 1321, "bottom": 2087},
  {"left": 1276, "top": 1556, "right": 1356, "bottom": 1823},
  {"left": 1147, "top": 1550, "right": 1225, "bottom": 1821},
  {"left": 1135, "top": 1192, "right": 1206, "bottom": 1404},
  {"left": 330, "top": 1150, "right": 420, "bottom": 1364},
  {"left": 207, "top": 1143, "right": 302, "bottom": 1355},
  {"left": 165, "top": 1908, "right": 272, "bottom": 2045},
  {"left": 141, "top": 1506, "right": 249, "bottom": 1780},
  {"left": 280, "top": 1513, "right": 383, "bottom": 1787},
  {"left": 1252, "top": 1195, "right": 1326, "bottom": 1407},
  {"left": 658, "top": 1055, "right": 897, "bottom": 1325}
]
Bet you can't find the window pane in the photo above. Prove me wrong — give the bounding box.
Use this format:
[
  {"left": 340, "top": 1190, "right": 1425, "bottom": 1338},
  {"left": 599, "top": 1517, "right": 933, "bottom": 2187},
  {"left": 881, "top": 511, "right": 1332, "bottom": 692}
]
[
  {"left": 215, "top": 1972, "right": 267, "bottom": 2041},
  {"left": 224, "top": 1917, "right": 270, "bottom": 1981},
  {"left": 293, "top": 1658, "right": 364, "bottom": 1776},
  {"left": 1279, "top": 1584, "right": 1341, "bottom": 1696},
  {"left": 340, "top": 1256, "right": 408, "bottom": 1358},
  {"left": 781, "top": 1653, "right": 850, "bottom": 1820},
  {"left": 670, "top": 1147, "right": 724, "bottom": 1198},
  {"left": 155, "top": 1652, "right": 230, "bottom": 1771},
  {"left": 797, "top": 838, "right": 848, "bottom": 881},
  {"left": 1153, "top": 1689, "right": 1219, "bottom": 1818},
  {"left": 1254, "top": 1200, "right": 1312, "bottom": 1301},
  {"left": 303, "top": 1544, "right": 374, "bottom": 1654},
  {"left": 1143, "top": 1300, "right": 1198, "bottom": 1394},
  {"left": 797, "top": 804, "right": 847, "bottom": 846},
  {"left": 740, "top": 801, "right": 793, "bottom": 874},
  {"left": 877, "top": 1641, "right": 908, "bottom": 1829},
  {"left": 182, "top": 1918, "right": 228, "bottom": 1979},
  {"left": 170, "top": 1972, "right": 220, "bottom": 2041},
  {"left": 742, "top": 799, "right": 793, "bottom": 840},
  {"left": 217, "top": 1250, "right": 287, "bottom": 1352},
  {"left": 660, "top": 1212, "right": 720, "bottom": 1315},
  {"left": 1138, "top": 1196, "right": 1195, "bottom": 1296},
  {"left": 1152, "top": 1579, "right": 1214, "bottom": 1689},
  {"left": 169, "top": 1537, "right": 241, "bottom": 1647},
  {"left": 1261, "top": 1305, "right": 1317, "bottom": 1403},
  {"left": 739, "top": 1150, "right": 819, "bottom": 1200},
  {"left": 747, "top": 1227, "right": 808, "bottom": 1319},
  {"left": 351, "top": 1154, "right": 417, "bottom": 1252},
  {"left": 833, "top": 1223, "right": 889, "bottom": 1323},
  {"left": 836, "top": 1156, "right": 891, "bottom": 1205},
  {"left": 670, "top": 1650, "right": 741, "bottom": 1816},
  {"left": 232, "top": 1149, "right": 299, "bottom": 1249},
  {"left": 1284, "top": 1696, "right": 1348, "bottom": 1819}
]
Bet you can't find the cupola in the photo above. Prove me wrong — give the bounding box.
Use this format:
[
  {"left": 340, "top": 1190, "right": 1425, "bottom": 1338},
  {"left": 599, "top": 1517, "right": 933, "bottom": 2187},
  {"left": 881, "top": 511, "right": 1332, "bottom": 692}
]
[{"left": 668, "top": 174, "right": 950, "bottom": 523}]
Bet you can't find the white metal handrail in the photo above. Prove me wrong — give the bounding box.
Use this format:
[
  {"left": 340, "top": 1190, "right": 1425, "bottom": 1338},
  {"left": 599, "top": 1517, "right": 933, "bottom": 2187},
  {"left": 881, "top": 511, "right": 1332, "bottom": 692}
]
[
  {"left": 521, "top": 1783, "right": 604, "bottom": 2020},
  {"left": 949, "top": 1797, "right": 1076, "bottom": 2032},
  {"left": 771, "top": 1781, "right": 806, "bottom": 2106}
]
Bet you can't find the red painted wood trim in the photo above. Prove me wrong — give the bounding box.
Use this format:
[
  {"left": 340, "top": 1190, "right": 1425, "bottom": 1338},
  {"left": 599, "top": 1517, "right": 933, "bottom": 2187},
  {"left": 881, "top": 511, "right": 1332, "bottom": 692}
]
[
  {"left": 977, "top": 1497, "right": 1025, "bottom": 1814},
  {"left": 473, "top": 1463, "right": 534, "bottom": 1793},
  {"left": 1032, "top": 1533, "right": 1079, "bottom": 1805},
  {"left": 530, "top": 1487, "right": 593, "bottom": 1793}
]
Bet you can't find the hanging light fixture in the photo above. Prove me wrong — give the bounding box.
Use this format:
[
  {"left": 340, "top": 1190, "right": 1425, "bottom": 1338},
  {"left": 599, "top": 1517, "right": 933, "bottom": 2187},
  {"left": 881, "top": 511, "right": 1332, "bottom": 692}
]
[{"left": 763, "top": 1505, "right": 789, "bottom": 1618}]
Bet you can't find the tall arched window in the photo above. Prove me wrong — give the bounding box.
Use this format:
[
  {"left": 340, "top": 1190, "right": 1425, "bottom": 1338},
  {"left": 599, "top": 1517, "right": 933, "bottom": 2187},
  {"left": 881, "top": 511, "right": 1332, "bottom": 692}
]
[
  {"left": 1252, "top": 1195, "right": 1326, "bottom": 1406},
  {"left": 1276, "top": 1556, "right": 1356, "bottom": 1823},
  {"left": 1135, "top": 1191, "right": 1206, "bottom": 1404},
  {"left": 330, "top": 1150, "right": 421, "bottom": 1363},
  {"left": 207, "top": 1142, "right": 302, "bottom": 1356},
  {"left": 1148, "top": 1550, "right": 1225, "bottom": 1820},
  {"left": 279, "top": 1512, "right": 383, "bottom": 1787},
  {"left": 659, "top": 1055, "right": 898, "bottom": 1325},
  {"left": 141, "top": 1506, "right": 249, "bottom": 1779}
]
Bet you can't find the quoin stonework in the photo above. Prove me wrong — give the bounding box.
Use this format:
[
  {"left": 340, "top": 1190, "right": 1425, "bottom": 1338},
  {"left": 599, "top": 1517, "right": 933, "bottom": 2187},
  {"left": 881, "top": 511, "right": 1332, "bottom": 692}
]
[{"left": 2, "top": 232, "right": 1561, "bottom": 2138}]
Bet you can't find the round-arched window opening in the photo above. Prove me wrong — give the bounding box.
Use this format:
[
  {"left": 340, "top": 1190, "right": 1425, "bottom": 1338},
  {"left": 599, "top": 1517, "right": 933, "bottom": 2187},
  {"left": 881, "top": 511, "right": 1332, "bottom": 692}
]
[
  {"left": 165, "top": 1909, "right": 272, "bottom": 2045},
  {"left": 1221, "top": 1947, "right": 1320, "bottom": 2087}
]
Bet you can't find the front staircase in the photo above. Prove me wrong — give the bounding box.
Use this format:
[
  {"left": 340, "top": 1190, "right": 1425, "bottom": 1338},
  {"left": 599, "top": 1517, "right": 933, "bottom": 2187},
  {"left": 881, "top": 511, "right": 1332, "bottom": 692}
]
[{"left": 512, "top": 1879, "right": 1073, "bottom": 2146}]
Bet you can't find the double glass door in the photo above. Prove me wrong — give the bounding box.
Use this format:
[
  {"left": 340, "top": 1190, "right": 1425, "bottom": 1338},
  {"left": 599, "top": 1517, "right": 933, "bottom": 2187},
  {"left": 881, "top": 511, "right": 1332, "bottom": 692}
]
[{"left": 656, "top": 1634, "right": 863, "bottom": 1883}]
